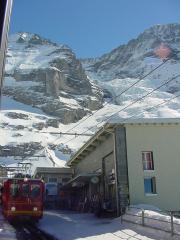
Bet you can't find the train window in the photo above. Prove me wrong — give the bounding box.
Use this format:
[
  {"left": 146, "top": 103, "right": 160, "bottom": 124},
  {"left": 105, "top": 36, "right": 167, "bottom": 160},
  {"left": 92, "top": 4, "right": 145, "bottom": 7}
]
[
  {"left": 10, "top": 183, "right": 20, "bottom": 198},
  {"left": 22, "top": 183, "right": 29, "bottom": 197},
  {"left": 30, "top": 184, "right": 40, "bottom": 198}
]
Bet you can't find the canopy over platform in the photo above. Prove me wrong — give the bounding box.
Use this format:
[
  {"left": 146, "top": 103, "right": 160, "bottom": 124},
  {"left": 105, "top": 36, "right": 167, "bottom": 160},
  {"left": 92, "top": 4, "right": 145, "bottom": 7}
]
[{"left": 62, "top": 173, "right": 101, "bottom": 189}]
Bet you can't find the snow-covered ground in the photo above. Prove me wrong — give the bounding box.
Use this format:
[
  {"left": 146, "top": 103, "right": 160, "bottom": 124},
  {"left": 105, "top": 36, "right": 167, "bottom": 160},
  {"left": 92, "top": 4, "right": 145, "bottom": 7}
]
[
  {"left": 38, "top": 210, "right": 180, "bottom": 240},
  {"left": 0, "top": 212, "right": 16, "bottom": 240},
  {"left": 123, "top": 205, "right": 180, "bottom": 236},
  {"left": 1, "top": 207, "right": 179, "bottom": 240}
]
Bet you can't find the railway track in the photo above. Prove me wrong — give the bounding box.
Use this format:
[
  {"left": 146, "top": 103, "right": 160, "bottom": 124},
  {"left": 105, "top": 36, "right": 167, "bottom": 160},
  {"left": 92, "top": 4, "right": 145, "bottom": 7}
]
[{"left": 11, "top": 221, "right": 58, "bottom": 240}]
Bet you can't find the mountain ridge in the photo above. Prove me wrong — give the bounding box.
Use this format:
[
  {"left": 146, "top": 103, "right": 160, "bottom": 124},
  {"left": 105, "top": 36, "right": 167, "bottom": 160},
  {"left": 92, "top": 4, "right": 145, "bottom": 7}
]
[{"left": 82, "top": 23, "right": 180, "bottom": 81}]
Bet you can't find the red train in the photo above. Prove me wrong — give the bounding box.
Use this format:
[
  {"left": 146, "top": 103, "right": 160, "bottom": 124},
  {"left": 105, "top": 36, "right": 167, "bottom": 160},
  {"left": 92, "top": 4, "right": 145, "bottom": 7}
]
[{"left": 1, "top": 178, "right": 44, "bottom": 221}]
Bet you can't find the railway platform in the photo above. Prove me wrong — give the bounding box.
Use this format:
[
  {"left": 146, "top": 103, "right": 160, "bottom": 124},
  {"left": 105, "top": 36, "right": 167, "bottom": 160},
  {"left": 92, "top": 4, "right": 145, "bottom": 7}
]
[{"left": 0, "top": 211, "right": 17, "bottom": 240}]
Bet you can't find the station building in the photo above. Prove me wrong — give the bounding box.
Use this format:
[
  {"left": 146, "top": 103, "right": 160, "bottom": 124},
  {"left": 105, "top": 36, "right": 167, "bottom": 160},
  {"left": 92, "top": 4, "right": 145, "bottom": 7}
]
[
  {"left": 34, "top": 167, "right": 72, "bottom": 186},
  {"left": 66, "top": 118, "right": 180, "bottom": 214}
]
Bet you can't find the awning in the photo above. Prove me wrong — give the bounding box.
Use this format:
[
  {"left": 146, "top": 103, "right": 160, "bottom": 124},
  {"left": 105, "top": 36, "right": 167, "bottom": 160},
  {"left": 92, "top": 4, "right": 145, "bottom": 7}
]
[{"left": 62, "top": 173, "right": 101, "bottom": 189}]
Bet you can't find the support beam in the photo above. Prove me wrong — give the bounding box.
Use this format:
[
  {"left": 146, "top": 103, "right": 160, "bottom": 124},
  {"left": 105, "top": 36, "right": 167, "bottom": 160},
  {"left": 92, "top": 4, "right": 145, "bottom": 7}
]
[
  {"left": 83, "top": 145, "right": 96, "bottom": 153},
  {"left": 114, "top": 127, "right": 129, "bottom": 216},
  {"left": 97, "top": 135, "right": 107, "bottom": 142}
]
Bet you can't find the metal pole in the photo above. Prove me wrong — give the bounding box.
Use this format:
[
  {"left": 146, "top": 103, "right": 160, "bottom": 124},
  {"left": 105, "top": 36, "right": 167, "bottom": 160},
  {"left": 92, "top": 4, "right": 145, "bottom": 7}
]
[
  {"left": 102, "top": 157, "right": 106, "bottom": 201},
  {"left": 171, "top": 211, "right": 174, "bottom": 236},
  {"left": 113, "top": 130, "right": 120, "bottom": 217},
  {"left": 120, "top": 207, "right": 123, "bottom": 224},
  {"left": 142, "top": 210, "right": 145, "bottom": 226}
]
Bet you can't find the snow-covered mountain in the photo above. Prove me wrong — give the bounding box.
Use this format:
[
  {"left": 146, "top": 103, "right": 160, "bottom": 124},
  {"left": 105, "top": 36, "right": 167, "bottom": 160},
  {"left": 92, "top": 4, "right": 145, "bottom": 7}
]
[
  {"left": 1, "top": 24, "right": 180, "bottom": 175},
  {"left": 81, "top": 23, "right": 180, "bottom": 116},
  {"left": 83, "top": 24, "right": 180, "bottom": 81},
  {"left": 4, "top": 32, "right": 103, "bottom": 124},
  {"left": 1, "top": 32, "right": 104, "bottom": 174}
]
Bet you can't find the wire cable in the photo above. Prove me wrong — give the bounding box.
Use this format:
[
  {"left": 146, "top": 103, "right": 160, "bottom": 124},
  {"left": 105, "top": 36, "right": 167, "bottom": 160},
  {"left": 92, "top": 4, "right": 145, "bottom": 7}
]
[
  {"left": 96, "top": 74, "right": 180, "bottom": 126},
  {"left": 62, "top": 74, "right": 180, "bottom": 145},
  {"left": 52, "top": 59, "right": 169, "bottom": 146},
  {"left": 63, "top": 59, "right": 169, "bottom": 134},
  {"left": 123, "top": 93, "right": 180, "bottom": 121}
]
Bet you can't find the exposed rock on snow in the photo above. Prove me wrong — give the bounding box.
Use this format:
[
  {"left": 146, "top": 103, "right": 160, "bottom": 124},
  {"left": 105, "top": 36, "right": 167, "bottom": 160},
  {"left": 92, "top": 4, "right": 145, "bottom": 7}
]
[
  {"left": 83, "top": 24, "right": 180, "bottom": 83},
  {"left": 82, "top": 23, "right": 180, "bottom": 117},
  {"left": 1, "top": 24, "right": 180, "bottom": 173},
  {"left": 0, "top": 142, "right": 43, "bottom": 158},
  {"left": 6, "top": 112, "right": 29, "bottom": 120},
  {"left": 4, "top": 32, "right": 104, "bottom": 124}
]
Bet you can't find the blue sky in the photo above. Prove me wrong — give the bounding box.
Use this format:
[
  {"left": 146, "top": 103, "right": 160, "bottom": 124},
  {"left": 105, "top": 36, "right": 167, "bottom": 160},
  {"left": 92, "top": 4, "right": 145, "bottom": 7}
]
[{"left": 10, "top": 0, "right": 180, "bottom": 58}]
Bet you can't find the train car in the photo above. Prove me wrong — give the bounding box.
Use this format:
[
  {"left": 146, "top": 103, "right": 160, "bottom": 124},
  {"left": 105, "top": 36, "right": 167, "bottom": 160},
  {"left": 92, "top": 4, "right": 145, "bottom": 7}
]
[{"left": 1, "top": 178, "right": 44, "bottom": 221}]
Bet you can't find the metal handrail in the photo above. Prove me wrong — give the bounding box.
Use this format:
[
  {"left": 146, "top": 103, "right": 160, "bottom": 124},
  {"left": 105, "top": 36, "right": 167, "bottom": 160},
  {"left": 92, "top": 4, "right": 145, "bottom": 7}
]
[{"left": 121, "top": 206, "right": 180, "bottom": 236}]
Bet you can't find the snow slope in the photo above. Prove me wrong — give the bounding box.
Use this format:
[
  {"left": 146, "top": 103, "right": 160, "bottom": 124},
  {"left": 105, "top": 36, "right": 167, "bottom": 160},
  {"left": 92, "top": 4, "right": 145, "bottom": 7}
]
[
  {"left": 6, "top": 33, "right": 69, "bottom": 74},
  {"left": 82, "top": 24, "right": 180, "bottom": 118}
]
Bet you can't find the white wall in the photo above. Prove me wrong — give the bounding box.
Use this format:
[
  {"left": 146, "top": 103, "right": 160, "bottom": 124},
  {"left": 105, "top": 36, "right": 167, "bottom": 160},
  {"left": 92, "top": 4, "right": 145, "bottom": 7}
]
[{"left": 126, "top": 124, "right": 180, "bottom": 210}]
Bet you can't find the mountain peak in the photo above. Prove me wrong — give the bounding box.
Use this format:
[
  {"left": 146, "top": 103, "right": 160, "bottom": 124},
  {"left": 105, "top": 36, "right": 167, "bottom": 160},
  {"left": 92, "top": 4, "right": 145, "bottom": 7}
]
[
  {"left": 82, "top": 23, "right": 180, "bottom": 81},
  {"left": 140, "top": 23, "right": 180, "bottom": 42},
  {"left": 9, "top": 32, "right": 59, "bottom": 47},
  {"left": 5, "top": 31, "right": 104, "bottom": 124},
  {"left": 145, "top": 23, "right": 180, "bottom": 32}
]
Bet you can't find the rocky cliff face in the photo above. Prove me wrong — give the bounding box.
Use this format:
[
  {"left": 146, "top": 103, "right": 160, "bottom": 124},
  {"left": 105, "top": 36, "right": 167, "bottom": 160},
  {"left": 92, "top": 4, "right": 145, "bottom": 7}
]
[{"left": 4, "top": 32, "right": 103, "bottom": 124}]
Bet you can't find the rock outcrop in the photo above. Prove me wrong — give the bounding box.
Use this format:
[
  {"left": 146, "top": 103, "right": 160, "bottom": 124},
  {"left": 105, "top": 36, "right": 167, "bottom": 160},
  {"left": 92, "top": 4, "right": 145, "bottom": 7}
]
[
  {"left": 83, "top": 24, "right": 180, "bottom": 85},
  {"left": 4, "top": 32, "right": 104, "bottom": 124}
]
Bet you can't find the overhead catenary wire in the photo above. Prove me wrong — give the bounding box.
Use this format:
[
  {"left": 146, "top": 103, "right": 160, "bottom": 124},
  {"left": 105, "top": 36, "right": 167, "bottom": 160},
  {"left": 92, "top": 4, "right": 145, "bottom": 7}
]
[
  {"left": 62, "top": 73, "right": 180, "bottom": 145},
  {"left": 121, "top": 93, "right": 180, "bottom": 121},
  {"left": 52, "top": 59, "right": 170, "bottom": 146},
  {"left": 34, "top": 131, "right": 92, "bottom": 136},
  {"left": 62, "top": 59, "right": 169, "bottom": 134},
  {"left": 0, "top": 128, "right": 93, "bottom": 136},
  {"left": 95, "top": 73, "right": 180, "bottom": 127}
]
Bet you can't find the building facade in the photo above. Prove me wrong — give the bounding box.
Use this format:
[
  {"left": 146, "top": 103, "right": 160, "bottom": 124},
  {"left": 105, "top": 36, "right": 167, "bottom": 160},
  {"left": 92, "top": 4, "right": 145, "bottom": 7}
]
[
  {"left": 0, "top": 166, "right": 7, "bottom": 181},
  {"left": 126, "top": 121, "right": 180, "bottom": 211},
  {"left": 67, "top": 119, "right": 180, "bottom": 214},
  {"left": 34, "top": 167, "right": 72, "bottom": 208},
  {"left": 67, "top": 124, "right": 126, "bottom": 214},
  {"left": 34, "top": 167, "right": 72, "bottom": 186}
]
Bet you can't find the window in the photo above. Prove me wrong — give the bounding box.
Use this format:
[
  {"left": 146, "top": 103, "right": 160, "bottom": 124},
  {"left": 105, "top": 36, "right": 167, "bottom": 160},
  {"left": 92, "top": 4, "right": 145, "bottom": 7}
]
[
  {"left": 30, "top": 184, "right": 40, "bottom": 198},
  {"left": 48, "top": 177, "right": 57, "bottom": 183},
  {"left": 144, "top": 177, "right": 156, "bottom": 194},
  {"left": 45, "top": 183, "right": 58, "bottom": 196},
  {"left": 142, "top": 151, "right": 154, "bottom": 170},
  {"left": 22, "top": 183, "right": 29, "bottom": 197},
  {"left": 10, "top": 183, "right": 20, "bottom": 198}
]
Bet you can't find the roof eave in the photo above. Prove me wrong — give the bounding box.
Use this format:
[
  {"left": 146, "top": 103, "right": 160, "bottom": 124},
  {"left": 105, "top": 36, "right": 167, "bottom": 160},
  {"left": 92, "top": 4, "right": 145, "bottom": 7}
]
[{"left": 67, "top": 123, "right": 116, "bottom": 167}]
